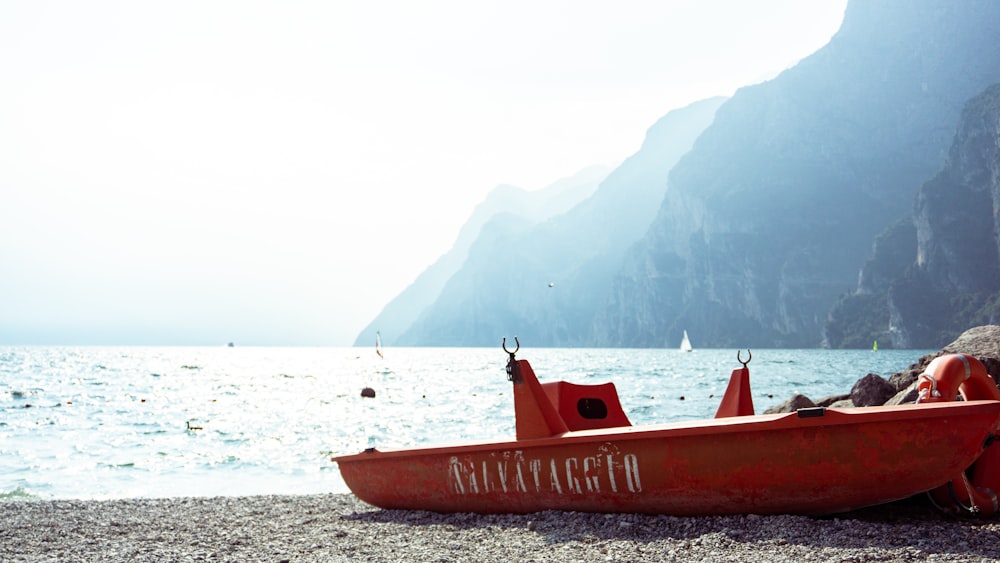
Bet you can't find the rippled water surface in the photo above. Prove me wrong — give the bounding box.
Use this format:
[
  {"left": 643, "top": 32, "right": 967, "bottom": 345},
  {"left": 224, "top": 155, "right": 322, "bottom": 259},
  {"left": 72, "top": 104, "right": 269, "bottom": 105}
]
[{"left": 0, "top": 346, "right": 931, "bottom": 500}]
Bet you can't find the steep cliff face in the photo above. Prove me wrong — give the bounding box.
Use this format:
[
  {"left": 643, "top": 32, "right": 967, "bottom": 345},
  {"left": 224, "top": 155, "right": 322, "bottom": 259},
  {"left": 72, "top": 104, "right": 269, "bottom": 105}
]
[
  {"left": 596, "top": 0, "right": 1000, "bottom": 348},
  {"left": 831, "top": 83, "right": 1000, "bottom": 348},
  {"left": 825, "top": 219, "right": 915, "bottom": 348},
  {"left": 912, "top": 86, "right": 1000, "bottom": 294},
  {"left": 395, "top": 97, "right": 726, "bottom": 346},
  {"left": 354, "top": 166, "right": 608, "bottom": 347}
]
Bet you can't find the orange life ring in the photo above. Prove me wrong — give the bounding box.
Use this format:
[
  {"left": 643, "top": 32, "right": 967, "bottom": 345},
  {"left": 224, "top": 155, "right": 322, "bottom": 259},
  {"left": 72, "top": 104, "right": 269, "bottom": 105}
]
[{"left": 918, "top": 354, "right": 1000, "bottom": 516}]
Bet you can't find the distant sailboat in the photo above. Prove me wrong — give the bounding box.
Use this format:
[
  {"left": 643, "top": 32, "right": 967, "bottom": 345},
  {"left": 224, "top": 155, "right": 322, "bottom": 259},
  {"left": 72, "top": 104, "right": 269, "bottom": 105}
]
[
  {"left": 873, "top": 340, "right": 878, "bottom": 352},
  {"left": 375, "top": 331, "right": 384, "bottom": 359},
  {"left": 680, "top": 330, "right": 693, "bottom": 352}
]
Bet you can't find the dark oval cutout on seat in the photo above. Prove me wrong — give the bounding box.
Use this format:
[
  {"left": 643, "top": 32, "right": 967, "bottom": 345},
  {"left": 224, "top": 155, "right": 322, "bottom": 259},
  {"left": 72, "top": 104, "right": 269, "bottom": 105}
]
[{"left": 577, "top": 398, "right": 608, "bottom": 419}]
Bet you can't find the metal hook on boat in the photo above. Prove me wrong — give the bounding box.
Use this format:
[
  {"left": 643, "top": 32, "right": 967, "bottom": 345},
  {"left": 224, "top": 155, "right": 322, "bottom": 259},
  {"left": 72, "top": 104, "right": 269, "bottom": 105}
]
[
  {"left": 737, "top": 349, "right": 751, "bottom": 368},
  {"left": 503, "top": 337, "right": 521, "bottom": 382},
  {"left": 502, "top": 336, "right": 519, "bottom": 357}
]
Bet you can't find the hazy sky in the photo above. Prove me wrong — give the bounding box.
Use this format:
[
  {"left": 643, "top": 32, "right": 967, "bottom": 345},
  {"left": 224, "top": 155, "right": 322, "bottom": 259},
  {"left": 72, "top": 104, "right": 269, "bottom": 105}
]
[{"left": 1, "top": 1, "right": 847, "bottom": 346}]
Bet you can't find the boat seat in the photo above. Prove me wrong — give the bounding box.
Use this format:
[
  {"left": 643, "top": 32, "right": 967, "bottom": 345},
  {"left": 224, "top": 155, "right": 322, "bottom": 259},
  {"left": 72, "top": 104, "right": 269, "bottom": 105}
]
[
  {"left": 714, "top": 366, "right": 755, "bottom": 418},
  {"left": 541, "top": 381, "right": 632, "bottom": 431}
]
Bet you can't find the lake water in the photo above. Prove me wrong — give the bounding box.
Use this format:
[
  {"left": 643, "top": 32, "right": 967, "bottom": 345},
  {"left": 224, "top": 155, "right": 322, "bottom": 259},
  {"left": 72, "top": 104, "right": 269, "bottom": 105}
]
[{"left": 0, "top": 346, "right": 932, "bottom": 501}]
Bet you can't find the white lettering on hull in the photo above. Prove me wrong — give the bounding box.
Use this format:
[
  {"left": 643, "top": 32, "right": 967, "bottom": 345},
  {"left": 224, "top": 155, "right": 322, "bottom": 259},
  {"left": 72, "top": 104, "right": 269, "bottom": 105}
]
[
  {"left": 583, "top": 456, "right": 598, "bottom": 492},
  {"left": 447, "top": 445, "right": 641, "bottom": 497},
  {"left": 624, "top": 453, "right": 641, "bottom": 493}
]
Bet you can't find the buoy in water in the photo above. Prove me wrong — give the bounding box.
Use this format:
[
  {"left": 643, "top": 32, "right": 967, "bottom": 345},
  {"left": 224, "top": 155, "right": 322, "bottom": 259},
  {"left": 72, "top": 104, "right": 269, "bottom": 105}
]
[{"left": 361, "top": 387, "right": 376, "bottom": 398}]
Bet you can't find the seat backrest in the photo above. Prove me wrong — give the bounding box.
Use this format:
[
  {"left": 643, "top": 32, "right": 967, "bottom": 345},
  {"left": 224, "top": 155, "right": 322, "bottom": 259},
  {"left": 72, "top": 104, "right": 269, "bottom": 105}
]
[
  {"left": 510, "top": 359, "right": 570, "bottom": 439},
  {"left": 714, "top": 366, "right": 755, "bottom": 418},
  {"left": 541, "top": 380, "right": 632, "bottom": 431}
]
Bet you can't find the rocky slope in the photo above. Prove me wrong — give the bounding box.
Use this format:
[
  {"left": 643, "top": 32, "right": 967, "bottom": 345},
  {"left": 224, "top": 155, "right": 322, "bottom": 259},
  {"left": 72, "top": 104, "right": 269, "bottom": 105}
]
[
  {"left": 395, "top": 97, "right": 726, "bottom": 346},
  {"left": 354, "top": 166, "right": 608, "bottom": 347},
  {"left": 595, "top": 0, "right": 1000, "bottom": 348},
  {"left": 827, "top": 83, "right": 1000, "bottom": 348},
  {"left": 362, "top": 0, "right": 1000, "bottom": 349}
]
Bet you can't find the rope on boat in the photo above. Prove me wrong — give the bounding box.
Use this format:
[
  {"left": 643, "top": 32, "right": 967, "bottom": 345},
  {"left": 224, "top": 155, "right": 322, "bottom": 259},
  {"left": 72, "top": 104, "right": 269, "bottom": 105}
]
[{"left": 947, "top": 474, "right": 981, "bottom": 514}]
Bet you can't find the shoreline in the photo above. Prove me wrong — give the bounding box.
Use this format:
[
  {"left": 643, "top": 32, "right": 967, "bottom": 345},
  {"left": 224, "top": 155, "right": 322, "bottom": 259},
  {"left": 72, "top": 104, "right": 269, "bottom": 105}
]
[{"left": 2, "top": 493, "right": 999, "bottom": 562}]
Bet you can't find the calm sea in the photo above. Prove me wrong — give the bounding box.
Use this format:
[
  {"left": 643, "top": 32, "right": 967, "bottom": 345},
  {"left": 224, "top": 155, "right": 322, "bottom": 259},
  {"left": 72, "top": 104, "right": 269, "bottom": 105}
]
[{"left": 0, "top": 346, "right": 932, "bottom": 501}]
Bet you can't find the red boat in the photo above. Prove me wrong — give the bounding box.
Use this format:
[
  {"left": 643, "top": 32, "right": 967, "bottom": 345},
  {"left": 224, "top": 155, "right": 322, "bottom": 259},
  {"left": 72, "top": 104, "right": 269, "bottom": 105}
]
[{"left": 333, "top": 342, "right": 1000, "bottom": 516}]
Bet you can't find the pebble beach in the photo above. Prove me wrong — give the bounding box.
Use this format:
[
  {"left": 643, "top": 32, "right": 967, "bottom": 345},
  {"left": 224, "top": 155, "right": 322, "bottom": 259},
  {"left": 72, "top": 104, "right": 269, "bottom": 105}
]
[
  {"left": 3, "top": 493, "right": 1000, "bottom": 562},
  {"left": 7, "top": 335, "right": 1000, "bottom": 561}
]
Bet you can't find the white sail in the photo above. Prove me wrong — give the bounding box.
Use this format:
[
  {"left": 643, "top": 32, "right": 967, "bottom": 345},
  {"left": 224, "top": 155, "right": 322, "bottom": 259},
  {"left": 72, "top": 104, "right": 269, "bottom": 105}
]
[{"left": 680, "top": 330, "right": 693, "bottom": 352}]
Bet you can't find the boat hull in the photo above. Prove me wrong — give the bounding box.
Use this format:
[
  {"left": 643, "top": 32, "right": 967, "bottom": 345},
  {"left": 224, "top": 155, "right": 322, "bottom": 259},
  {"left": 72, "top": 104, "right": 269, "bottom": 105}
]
[{"left": 335, "top": 400, "right": 1000, "bottom": 515}]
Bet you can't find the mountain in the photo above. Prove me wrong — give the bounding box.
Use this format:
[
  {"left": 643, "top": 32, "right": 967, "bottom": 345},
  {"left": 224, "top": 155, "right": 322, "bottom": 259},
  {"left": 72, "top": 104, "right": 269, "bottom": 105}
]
[
  {"left": 594, "top": 0, "right": 1000, "bottom": 348},
  {"left": 393, "top": 96, "right": 727, "bottom": 346},
  {"left": 354, "top": 166, "right": 609, "bottom": 347},
  {"left": 826, "top": 83, "right": 1000, "bottom": 348}
]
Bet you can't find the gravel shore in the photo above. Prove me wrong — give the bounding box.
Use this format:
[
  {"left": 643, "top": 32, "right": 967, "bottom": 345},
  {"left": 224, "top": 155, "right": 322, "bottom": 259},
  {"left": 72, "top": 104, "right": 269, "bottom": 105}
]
[{"left": 2, "top": 494, "right": 999, "bottom": 562}]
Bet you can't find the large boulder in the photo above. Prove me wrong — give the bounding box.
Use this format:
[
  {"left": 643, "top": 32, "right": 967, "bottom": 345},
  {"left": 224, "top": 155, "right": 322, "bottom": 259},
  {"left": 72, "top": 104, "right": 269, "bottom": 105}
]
[
  {"left": 815, "top": 393, "right": 850, "bottom": 407},
  {"left": 942, "top": 325, "right": 1000, "bottom": 364},
  {"left": 763, "top": 393, "right": 815, "bottom": 415},
  {"left": 850, "top": 373, "right": 896, "bottom": 407},
  {"left": 885, "top": 387, "right": 919, "bottom": 406}
]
